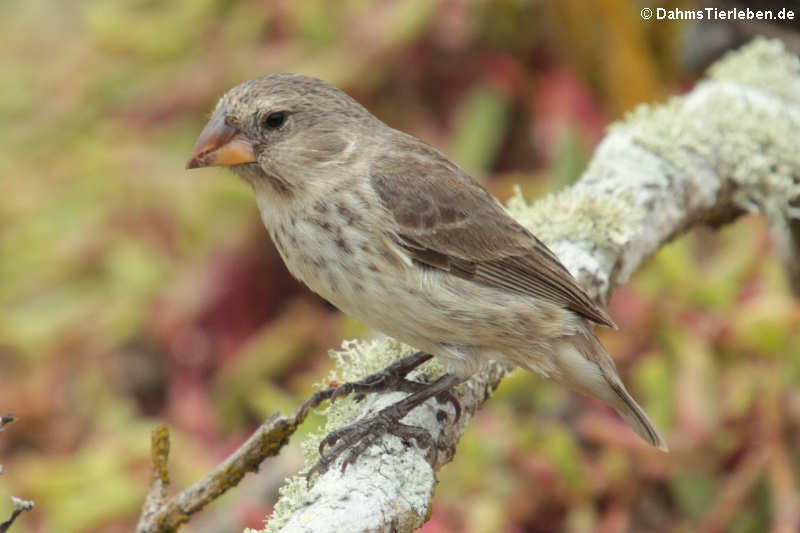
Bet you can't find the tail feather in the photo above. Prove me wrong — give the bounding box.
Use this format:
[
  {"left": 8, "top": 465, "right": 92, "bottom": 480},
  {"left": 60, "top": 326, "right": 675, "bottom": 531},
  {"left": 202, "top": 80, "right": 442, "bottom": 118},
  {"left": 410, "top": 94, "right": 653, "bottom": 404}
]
[
  {"left": 555, "top": 332, "right": 669, "bottom": 452},
  {"left": 607, "top": 380, "right": 669, "bottom": 452}
]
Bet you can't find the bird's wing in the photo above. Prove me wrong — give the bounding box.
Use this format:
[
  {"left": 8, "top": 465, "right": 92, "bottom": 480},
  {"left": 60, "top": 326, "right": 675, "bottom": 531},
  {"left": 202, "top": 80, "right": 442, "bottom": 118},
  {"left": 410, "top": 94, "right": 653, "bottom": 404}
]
[{"left": 369, "top": 139, "right": 615, "bottom": 328}]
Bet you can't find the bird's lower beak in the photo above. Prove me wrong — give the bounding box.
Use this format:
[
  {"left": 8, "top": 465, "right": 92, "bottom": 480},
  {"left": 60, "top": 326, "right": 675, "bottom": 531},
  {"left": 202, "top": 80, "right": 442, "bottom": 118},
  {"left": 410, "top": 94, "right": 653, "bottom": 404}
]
[{"left": 186, "top": 107, "right": 256, "bottom": 169}]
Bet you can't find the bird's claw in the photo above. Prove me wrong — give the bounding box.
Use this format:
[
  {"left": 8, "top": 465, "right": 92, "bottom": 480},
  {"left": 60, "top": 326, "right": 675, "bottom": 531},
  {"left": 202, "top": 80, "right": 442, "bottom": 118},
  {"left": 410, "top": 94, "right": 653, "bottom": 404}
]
[
  {"left": 307, "top": 406, "right": 440, "bottom": 482},
  {"left": 435, "top": 390, "right": 461, "bottom": 422},
  {"left": 297, "top": 351, "right": 437, "bottom": 423},
  {"left": 303, "top": 368, "right": 464, "bottom": 486}
]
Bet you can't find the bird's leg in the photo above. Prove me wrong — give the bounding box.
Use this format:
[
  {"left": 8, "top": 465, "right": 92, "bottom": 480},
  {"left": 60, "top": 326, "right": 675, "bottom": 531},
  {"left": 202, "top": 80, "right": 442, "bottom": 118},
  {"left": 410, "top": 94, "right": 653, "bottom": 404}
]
[
  {"left": 307, "top": 372, "right": 464, "bottom": 479},
  {"left": 297, "top": 351, "right": 459, "bottom": 421}
]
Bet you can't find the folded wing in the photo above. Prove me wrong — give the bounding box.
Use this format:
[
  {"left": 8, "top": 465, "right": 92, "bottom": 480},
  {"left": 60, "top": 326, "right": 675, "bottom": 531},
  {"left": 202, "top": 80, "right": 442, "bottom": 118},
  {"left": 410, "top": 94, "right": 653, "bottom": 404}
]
[{"left": 369, "top": 137, "right": 615, "bottom": 329}]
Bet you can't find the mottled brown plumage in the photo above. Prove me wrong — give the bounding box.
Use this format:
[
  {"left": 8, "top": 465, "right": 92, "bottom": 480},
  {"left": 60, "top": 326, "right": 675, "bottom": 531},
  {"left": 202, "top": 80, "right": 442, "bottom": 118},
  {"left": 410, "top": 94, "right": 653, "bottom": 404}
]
[
  {"left": 186, "top": 73, "right": 668, "bottom": 457},
  {"left": 370, "top": 144, "right": 616, "bottom": 328}
]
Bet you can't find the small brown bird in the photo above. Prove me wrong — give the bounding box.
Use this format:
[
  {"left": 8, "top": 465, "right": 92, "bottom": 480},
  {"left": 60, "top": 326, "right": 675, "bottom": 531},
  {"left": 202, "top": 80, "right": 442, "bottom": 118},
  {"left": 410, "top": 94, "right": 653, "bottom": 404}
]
[{"left": 187, "top": 73, "right": 667, "bottom": 469}]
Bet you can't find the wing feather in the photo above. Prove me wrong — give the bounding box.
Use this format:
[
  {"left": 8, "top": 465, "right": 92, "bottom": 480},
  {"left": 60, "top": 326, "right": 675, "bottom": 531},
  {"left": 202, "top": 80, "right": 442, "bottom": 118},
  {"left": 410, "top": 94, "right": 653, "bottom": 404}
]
[{"left": 370, "top": 135, "right": 615, "bottom": 328}]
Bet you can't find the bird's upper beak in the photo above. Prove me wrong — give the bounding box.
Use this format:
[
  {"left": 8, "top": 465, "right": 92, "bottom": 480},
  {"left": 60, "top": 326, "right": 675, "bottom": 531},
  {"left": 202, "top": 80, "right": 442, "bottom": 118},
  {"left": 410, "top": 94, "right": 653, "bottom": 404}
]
[{"left": 186, "top": 107, "right": 256, "bottom": 169}]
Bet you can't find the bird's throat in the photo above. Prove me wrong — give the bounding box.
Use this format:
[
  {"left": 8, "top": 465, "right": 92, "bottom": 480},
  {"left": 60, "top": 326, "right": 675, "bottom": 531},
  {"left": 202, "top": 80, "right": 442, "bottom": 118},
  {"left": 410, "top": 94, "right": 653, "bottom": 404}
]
[{"left": 234, "top": 164, "right": 295, "bottom": 198}]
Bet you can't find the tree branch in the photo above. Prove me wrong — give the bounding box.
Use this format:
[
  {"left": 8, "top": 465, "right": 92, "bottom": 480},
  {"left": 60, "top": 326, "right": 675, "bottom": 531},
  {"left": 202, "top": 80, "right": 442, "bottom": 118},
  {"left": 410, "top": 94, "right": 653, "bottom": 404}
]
[
  {"left": 136, "top": 376, "right": 405, "bottom": 532},
  {"left": 136, "top": 408, "right": 306, "bottom": 532},
  {"left": 255, "top": 38, "right": 800, "bottom": 533}
]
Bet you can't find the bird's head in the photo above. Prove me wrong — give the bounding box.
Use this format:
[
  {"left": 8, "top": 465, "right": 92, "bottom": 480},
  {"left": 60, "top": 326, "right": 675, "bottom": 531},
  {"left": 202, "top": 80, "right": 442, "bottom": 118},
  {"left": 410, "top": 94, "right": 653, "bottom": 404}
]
[{"left": 186, "top": 73, "right": 376, "bottom": 194}]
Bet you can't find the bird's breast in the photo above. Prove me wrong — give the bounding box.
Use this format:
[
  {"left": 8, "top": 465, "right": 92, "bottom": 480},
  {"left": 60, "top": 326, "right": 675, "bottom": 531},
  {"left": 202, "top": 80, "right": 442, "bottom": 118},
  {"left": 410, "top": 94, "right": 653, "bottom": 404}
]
[{"left": 256, "top": 192, "right": 413, "bottom": 314}]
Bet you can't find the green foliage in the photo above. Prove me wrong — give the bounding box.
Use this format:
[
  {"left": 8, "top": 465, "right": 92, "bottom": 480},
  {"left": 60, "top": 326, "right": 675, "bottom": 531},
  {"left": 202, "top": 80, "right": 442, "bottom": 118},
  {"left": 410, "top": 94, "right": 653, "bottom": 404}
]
[
  {"left": 449, "top": 85, "right": 510, "bottom": 176},
  {"left": 84, "top": 0, "right": 219, "bottom": 61},
  {"left": 551, "top": 125, "right": 591, "bottom": 187},
  {"left": 670, "top": 469, "right": 715, "bottom": 518}
]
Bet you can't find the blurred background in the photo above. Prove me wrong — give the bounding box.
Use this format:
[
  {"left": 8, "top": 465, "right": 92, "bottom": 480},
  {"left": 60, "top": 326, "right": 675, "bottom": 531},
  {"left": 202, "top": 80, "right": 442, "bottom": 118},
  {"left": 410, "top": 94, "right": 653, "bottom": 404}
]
[{"left": 1, "top": 1, "right": 799, "bottom": 532}]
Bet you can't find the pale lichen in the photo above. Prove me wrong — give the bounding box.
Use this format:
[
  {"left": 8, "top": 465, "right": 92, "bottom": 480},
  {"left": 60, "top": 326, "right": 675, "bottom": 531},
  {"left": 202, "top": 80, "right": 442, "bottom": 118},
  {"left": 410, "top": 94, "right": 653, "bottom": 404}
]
[
  {"left": 618, "top": 40, "right": 800, "bottom": 224},
  {"left": 261, "top": 337, "right": 445, "bottom": 533},
  {"left": 707, "top": 37, "right": 800, "bottom": 103},
  {"left": 255, "top": 475, "right": 309, "bottom": 533},
  {"left": 506, "top": 184, "right": 636, "bottom": 255}
]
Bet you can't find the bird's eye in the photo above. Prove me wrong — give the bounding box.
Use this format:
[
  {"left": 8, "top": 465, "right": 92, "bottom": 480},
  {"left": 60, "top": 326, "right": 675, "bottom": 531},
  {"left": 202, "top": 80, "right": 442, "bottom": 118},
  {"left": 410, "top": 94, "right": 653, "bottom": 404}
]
[{"left": 263, "top": 112, "right": 286, "bottom": 129}]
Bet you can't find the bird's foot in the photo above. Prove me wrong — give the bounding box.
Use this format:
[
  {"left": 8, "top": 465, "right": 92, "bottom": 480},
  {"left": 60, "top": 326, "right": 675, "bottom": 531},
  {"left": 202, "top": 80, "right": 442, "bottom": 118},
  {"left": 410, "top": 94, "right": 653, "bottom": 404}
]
[
  {"left": 297, "top": 351, "right": 460, "bottom": 421},
  {"left": 306, "top": 373, "right": 463, "bottom": 480}
]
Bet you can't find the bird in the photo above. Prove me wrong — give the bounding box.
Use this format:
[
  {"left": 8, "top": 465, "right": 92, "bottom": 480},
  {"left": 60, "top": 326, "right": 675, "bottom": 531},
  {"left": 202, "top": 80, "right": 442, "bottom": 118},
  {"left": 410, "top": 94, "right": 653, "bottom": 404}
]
[{"left": 186, "top": 73, "right": 668, "bottom": 472}]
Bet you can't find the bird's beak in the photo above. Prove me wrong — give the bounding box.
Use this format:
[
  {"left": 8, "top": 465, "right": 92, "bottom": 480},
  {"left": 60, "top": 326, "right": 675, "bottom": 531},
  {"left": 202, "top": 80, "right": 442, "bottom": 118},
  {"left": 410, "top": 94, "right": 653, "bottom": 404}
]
[{"left": 186, "top": 107, "right": 256, "bottom": 169}]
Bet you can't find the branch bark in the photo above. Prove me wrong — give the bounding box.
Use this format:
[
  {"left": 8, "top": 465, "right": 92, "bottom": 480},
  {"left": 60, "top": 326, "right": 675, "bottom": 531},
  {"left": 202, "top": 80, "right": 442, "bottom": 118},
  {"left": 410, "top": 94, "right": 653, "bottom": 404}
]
[
  {"left": 257, "top": 38, "right": 800, "bottom": 533},
  {"left": 137, "top": 404, "right": 314, "bottom": 532}
]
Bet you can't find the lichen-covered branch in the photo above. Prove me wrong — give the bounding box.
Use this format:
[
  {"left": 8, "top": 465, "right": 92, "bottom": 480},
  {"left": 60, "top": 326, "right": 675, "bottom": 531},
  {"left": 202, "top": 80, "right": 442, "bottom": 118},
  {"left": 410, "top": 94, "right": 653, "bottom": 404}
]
[
  {"left": 256, "top": 38, "right": 800, "bottom": 533},
  {"left": 136, "top": 412, "right": 302, "bottom": 532}
]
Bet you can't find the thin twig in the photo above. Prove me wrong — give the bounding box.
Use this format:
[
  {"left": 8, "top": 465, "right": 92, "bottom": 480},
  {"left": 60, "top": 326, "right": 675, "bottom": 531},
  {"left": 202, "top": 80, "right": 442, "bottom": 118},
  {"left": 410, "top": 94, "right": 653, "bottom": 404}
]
[
  {"left": 0, "top": 498, "right": 34, "bottom": 533},
  {"left": 135, "top": 387, "right": 349, "bottom": 533}
]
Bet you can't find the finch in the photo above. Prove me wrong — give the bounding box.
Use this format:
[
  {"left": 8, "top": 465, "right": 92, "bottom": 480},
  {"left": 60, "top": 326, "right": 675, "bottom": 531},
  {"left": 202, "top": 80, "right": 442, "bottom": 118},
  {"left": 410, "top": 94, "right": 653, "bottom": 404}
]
[{"left": 187, "top": 73, "right": 668, "bottom": 462}]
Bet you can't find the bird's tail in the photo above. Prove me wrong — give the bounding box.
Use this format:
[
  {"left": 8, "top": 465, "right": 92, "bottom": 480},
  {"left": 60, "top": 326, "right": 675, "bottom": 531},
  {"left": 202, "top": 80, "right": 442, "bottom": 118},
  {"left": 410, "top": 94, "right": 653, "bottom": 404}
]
[
  {"left": 553, "top": 333, "right": 669, "bottom": 452},
  {"left": 605, "top": 377, "right": 669, "bottom": 451}
]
